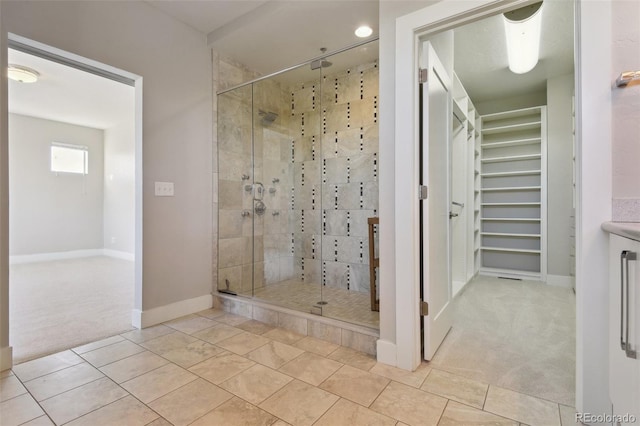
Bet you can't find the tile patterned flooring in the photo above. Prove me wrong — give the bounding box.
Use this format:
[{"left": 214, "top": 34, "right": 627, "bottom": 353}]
[
  {"left": 252, "top": 280, "right": 379, "bottom": 328},
  {"left": 1, "top": 306, "right": 579, "bottom": 426}
]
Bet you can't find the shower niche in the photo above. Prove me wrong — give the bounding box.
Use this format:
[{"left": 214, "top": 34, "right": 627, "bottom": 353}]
[{"left": 216, "top": 40, "right": 380, "bottom": 329}]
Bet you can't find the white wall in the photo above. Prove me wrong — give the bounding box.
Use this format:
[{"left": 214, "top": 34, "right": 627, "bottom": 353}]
[
  {"left": 0, "top": 2, "right": 11, "bottom": 370},
  {"left": 611, "top": 0, "right": 640, "bottom": 220},
  {"left": 475, "top": 91, "right": 547, "bottom": 115},
  {"left": 547, "top": 73, "right": 575, "bottom": 279},
  {"left": 0, "top": 0, "right": 213, "bottom": 363},
  {"left": 104, "top": 119, "right": 135, "bottom": 255},
  {"left": 9, "top": 114, "right": 104, "bottom": 255}
]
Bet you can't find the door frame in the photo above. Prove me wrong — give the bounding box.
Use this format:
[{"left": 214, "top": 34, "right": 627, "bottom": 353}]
[
  {"left": 392, "top": 0, "right": 612, "bottom": 415},
  {"left": 4, "top": 33, "right": 144, "bottom": 355}
]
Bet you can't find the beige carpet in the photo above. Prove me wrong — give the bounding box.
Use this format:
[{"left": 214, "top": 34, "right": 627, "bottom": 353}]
[
  {"left": 10, "top": 256, "right": 135, "bottom": 364},
  {"left": 429, "top": 275, "right": 576, "bottom": 406}
]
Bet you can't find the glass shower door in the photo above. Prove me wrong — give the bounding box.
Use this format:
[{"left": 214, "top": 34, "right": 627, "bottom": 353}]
[
  {"left": 217, "top": 84, "right": 254, "bottom": 296},
  {"left": 251, "top": 64, "right": 323, "bottom": 310}
]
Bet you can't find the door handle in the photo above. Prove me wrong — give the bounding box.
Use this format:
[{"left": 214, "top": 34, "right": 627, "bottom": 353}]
[
  {"left": 449, "top": 212, "right": 459, "bottom": 219},
  {"left": 620, "top": 250, "right": 637, "bottom": 359}
]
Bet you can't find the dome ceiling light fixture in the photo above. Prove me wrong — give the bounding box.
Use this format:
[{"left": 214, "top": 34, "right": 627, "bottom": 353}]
[
  {"left": 503, "top": 2, "right": 544, "bottom": 74},
  {"left": 355, "top": 25, "right": 373, "bottom": 38},
  {"left": 8, "top": 64, "right": 40, "bottom": 83}
]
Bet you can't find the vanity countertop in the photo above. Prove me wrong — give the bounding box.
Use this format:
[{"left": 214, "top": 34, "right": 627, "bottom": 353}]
[{"left": 602, "top": 222, "right": 640, "bottom": 242}]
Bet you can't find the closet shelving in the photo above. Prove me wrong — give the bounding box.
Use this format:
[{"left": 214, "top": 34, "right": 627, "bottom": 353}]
[
  {"left": 451, "top": 73, "right": 482, "bottom": 289},
  {"left": 473, "top": 113, "right": 481, "bottom": 274},
  {"left": 479, "top": 106, "right": 547, "bottom": 279}
]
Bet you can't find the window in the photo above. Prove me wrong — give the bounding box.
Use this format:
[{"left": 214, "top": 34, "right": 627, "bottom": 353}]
[{"left": 51, "top": 142, "right": 88, "bottom": 175}]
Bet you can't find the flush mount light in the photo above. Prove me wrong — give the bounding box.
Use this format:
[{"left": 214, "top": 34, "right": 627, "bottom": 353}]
[
  {"left": 8, "top": 64, "right": 40, "bottom": 83},
  {"left": 355, "top": 25, "right": 373, "bottom": 38},
  {"left": 503, "top": 2, "right": 543, "bottom": 74}
]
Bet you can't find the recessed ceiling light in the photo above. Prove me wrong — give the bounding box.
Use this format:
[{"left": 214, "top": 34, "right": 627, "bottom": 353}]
[
  {"left": 7, "top": 64, "right": 40, "bottom": 83},
  {"left": 355, "top": 25, "right": 373, "bottom": 38}
]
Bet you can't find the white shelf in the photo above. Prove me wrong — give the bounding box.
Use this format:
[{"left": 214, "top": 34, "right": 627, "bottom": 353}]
[
  {"left": 481, "top": 232, "right": 541, "bottom": 238},
  {"left": 481, "top": 217, "right": 541, "bottom": 222},
  {"left": 481, "top": 122, "right": 541, "bottom": 135},
  {"left": 481, "top": 202, "right": 541, "bottom": 206},
  {"left": 479, "top": 107, "right": 545, "bottom": 277},
  {"left": 481, "top": 106, "right": 543, "bottom": 121},
  {"left": 481, "top": 186, "right": 541, "bottom": 192},
  {"left": 481, "top": 154, "right": 541, "bottom": 163},
  {"left": 481, "top": 138, "right": 541, "bottom": 149},
  {"left": 481, "top": 246, "right": 541, "bottom": 254},
  {"left": 481, "top": 170, "right": 541, "bottom": 177}
]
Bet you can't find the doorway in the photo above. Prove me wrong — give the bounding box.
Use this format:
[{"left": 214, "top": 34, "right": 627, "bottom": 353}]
[
  {"left": 418, "top": 0, "right": 576, "bottom": 407},
  {"left": 391, "top": 0, "right": 612, "bottom": 416},
  {"left": 7, "top": 36, "right": 142, "bottom": 363}
]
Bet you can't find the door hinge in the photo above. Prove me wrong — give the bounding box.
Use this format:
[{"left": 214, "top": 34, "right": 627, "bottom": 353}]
[
  {"left": 419, "top": 68, "right": 428, "bottom": 84},
  {"left": 419, "top": 185, "right": 428, "bottom": 200},
  {"left": 420, "top": 301, "right": 429, "bottom": 316}
]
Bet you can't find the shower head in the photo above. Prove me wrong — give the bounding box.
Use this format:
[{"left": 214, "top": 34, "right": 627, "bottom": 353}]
[
  {"left": 259, "top": 110, "right": 278, "bottom": 125},
  {"left": 310, "top": 59, "right": 332, "bottom": 70}
]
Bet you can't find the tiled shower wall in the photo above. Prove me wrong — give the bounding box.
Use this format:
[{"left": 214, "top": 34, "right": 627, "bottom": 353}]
[
  {"left": 214, "top": 52, "right": 379, "bottom": 297},
  {"left": 290, "top": 63, "right": 379, "bottom": 292}
]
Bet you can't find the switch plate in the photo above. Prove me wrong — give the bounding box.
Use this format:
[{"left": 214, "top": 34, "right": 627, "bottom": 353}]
[{"left": 155, "top": 181, "right": 174, "bottom": 196}]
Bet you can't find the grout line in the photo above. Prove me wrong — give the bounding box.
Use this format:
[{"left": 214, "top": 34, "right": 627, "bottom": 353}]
[
  {"left": 436, "top": 399, "right": 451, "bottom": 425},
  {"left": 482, "top": 382, "right": 490, "bottom": 410}
]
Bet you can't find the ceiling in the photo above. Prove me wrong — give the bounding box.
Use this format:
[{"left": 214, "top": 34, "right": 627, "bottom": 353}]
[
  {"left": 8, "top": 49, "right": 134, "bottom": 130},
  {"left": 149, "top": 0, "right": 572, "bottom": 103},
  {"left": 453, "top": 0, "right": 574, "bottom": 103},
  {"left": 7, "top": 0, "right": 573, "bottom": 130},
  {"left": 147, "top": 0, "right": 379, "bottom": 76}
]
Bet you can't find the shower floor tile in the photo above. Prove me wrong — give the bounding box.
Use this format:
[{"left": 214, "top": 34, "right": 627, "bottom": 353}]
[{"left": 252, "top": 279, "right": 379, "bottom": 328}]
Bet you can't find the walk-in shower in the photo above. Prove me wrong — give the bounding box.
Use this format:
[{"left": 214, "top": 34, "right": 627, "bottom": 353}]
[{"left": 216, "top": 39, "right": 379, "bottom": 329}]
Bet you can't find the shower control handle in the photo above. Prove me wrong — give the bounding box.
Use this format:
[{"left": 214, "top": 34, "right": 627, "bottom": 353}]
[{"left": 254, "top": 182, "right": 265, "bottom": 201}]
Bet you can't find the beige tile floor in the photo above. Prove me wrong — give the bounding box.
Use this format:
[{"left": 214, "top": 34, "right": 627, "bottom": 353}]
[{"left": 0, "top": 307, "right": 580, "bottom": 426}]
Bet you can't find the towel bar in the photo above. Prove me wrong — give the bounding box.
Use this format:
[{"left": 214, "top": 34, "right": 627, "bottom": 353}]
[{"left": 616, "top": 70, "right": 640, "bottom": 87}]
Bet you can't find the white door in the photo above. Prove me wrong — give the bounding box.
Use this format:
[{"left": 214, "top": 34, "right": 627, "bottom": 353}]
[{"left": 420, "top": 41, "right": 453, "bottom": 360}]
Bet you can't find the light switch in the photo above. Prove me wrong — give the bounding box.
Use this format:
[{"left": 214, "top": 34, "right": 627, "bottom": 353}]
[{"left": 155, "top": 181, "right": 174, "bottom": 196}]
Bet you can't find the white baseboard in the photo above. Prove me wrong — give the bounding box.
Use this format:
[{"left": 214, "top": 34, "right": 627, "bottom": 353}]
[
  {"left": 376, "top": 339, "right": 398, "bottom": 367},
  {"left": 103, "top": 249, "right": 135, "bottom": 261},
  {"left": 10, "top": 248, "right": 134, "bottom": 264},
  {"left": 10, "top": 249, "right": 104, "bottom": 264},
  {"left": 546, "top": 274, "right": 574, "bottom": 288},
  {"left": 132, "top": 294, "right": 213, "bottom": 329},
  {"left": 0, "top": 346, "right": 13, "bottom": 372}
]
